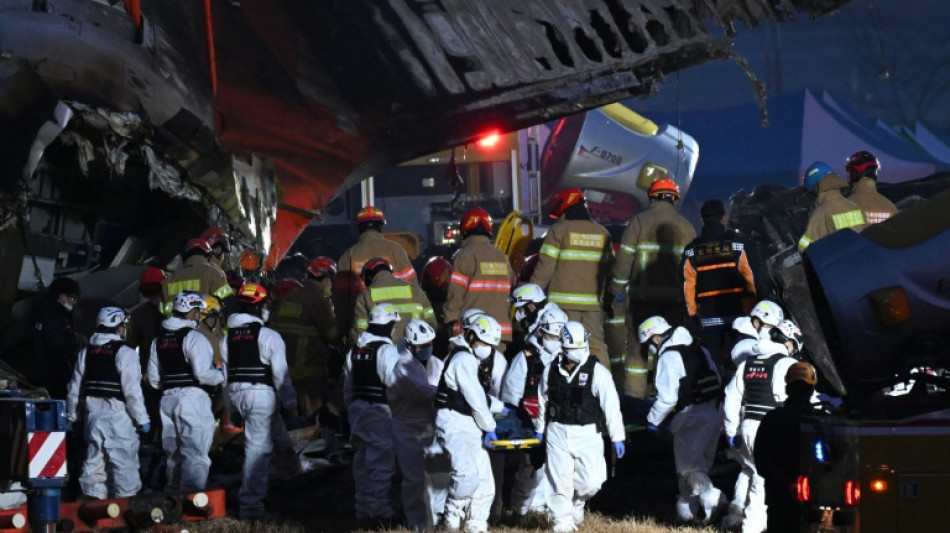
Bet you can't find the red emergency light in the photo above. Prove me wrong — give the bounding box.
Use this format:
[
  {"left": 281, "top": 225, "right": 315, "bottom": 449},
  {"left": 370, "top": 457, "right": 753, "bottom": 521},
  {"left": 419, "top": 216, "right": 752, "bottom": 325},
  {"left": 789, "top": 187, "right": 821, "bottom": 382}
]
[
  {"left": 797, "top": 475, "right": 811, "bottom": 502},
  {"left": 476, "top": 131, "right": 501, "bottom": 148}
]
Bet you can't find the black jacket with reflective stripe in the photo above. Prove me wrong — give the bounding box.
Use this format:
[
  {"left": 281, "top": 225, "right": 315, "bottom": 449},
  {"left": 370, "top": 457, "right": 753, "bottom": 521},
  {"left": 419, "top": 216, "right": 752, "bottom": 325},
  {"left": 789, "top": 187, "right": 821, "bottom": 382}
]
[
  {"left": 82, "top": 341, "right": 125, "bottom": 400},
  {"left": 684, "top": 224, "right": 748, "bottom": 322}
]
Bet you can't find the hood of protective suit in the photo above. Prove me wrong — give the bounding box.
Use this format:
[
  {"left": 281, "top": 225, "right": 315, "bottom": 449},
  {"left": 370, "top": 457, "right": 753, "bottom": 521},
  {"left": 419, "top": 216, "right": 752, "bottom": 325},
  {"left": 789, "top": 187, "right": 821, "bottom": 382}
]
[
  {"left": 755, "top": 338, "right": 790, "bottom": 357},
  {"left": 357, "top": 331, "right": 394, "bottom": 347},
  {"left": 657, "top": 326, "right": 694, "bottom": 354},
  {"left": 732, "top": 316, "right": 757, "bottom": 338},
  {"left": 90, "top": 332, "right": 123, "bottom": 346},
  {"left": 161, "top": 316, "right": 198, "bottom": 331},
  {"left": 528, "top": 335, "right": 560, "bottom": 366},
  {"left": 227, "top": 312, "right": 263, "bottom": 329}
]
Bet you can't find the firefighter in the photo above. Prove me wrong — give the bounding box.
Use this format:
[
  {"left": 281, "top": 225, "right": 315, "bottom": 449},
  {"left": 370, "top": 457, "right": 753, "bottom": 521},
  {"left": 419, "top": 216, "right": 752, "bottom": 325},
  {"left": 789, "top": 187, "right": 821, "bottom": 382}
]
[
  {"left": 66, "top": 307, "right": 150, "bottom": 499},
  {"left": 391, "top": 319, "right": 444, "bottom": 532},
  {"left": 443, "top": 207, "right": 515, "bottom": 350},
  {"left": 722, "top": 319, "right": 804, "bottom": 533},
  {"left": 537, "top": 321, "right": 625, "bottom": 533},
  {"left": 612, "top": 176, "right": 697, "bottom": 397},
  {"left": 731, "top": 299, "right": 784, "bottom": 367},
  {"left": 798, "top": 162, "right": 866, "bottom": 252},
  {"left": 353, "top": 257, "right": 435, "bottom": 345},
  {"left": 501, "top": 307, "right": 568, "bottom": 520},
  {"left": 845, "top": 150, "right": 898, "bottom": 225},
  {"left": 754, "top": 362, "right": 821, "bottom": 533},
  {"left": 160, "top": 238, "right": 233, "bottom": 315},
  {"left": 344, "top": 302, "right": 403, "bottom": 524},
  {"left": 270, "top": 257, "right": 342, "bottom": 417},
  {"left": 335, "top": 206, "right": 419, "bottom": 334},
  {"left": 147, "top": 292, "right": 225, "bottom": 493},
  {"left": 221, "top": 283, "right": 299, "bottom": 519},
  {"left": 420, "top": 255, "right": 452, "bottom": 357},
  {"left": 638, "top": 315, "right": 726, "bottom": 524},
  {"left": 682, "top": 199, "right": 756, "bottom": 372},
  {"left": 509, "top": 283, "right": 562, "bottom": 338},
  {"left": 31, "top": 276, "right": 81, "bottom": 401},
  {"left": 126, "top": 267, "right": 166, "bottom": 442},
  {"left": 434, "top": 315, "right": 502, "bottom": 533},
  {"left": 200, "top": 227, "right": 231, "bottom": 271},
  {"left": 530, "top": 188, "right": 612, "bottom": 370}
]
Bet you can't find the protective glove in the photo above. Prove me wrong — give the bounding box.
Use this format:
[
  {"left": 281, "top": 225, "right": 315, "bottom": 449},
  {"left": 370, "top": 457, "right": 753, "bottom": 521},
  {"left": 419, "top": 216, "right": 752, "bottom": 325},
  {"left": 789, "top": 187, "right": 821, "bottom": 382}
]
[
  {"left": 613, "top": 441, "right": 626, "bottom": 459},
  {"left": 534, "top": 432, "right": 544, "bottom": 443},
  {"left": 728, "top": 435, "right": 739, "bottom": 448},
  {"left": 483, "top": 431, "right": 498, "bottom": 449},
  {"left": 614, "top": 292, "right": 626, "bottom": 304},
  {"left": 646, "top": 423, "right": 659, "bottom": 432},
  {"left": 500, "top": 406, "right": 512, "bottom": 417},
  {"left": 137, "top": 422, "right": 151, "bottom": 435}
]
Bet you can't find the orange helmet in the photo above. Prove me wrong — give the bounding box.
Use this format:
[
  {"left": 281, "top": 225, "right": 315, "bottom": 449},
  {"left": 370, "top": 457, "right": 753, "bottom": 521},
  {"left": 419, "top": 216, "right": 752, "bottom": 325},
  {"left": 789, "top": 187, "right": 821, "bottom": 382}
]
[
  {"left": 460, "top": 207, "right": 492, "bottom": 235},
  {"left": 355, "top": 205, "right": 386, "bottom": 226},
  {"left": 307, "top": 256, "right": 338, "bottom": 279},
  {"left": 549, "top": 188, "right": 585, "bottom": 219},
  {"left": 361, "top": 257, "right": 393, "bottom": 287},
  {"left": 184, "top": 237, "right": 212, "bottom": 255},
  {"left": 237, "top": 282, "right": 269, "bottom": 305},
  {"left": 648, "top": 176, "right": 680, "bottom": 200},
  {"left": 201, "top": 227, "right": 230, "bottom": 252},
  {"left": 139, "top": 267, "right": 166, "bottom": 285},
  {"left": 421, "top": 256, "right": 452, "bottom": 293}
]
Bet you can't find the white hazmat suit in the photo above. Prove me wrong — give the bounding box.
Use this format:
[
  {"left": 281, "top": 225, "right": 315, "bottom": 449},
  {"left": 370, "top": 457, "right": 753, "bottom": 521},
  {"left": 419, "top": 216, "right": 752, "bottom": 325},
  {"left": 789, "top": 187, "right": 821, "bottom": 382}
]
[
  {"left": 148, "top": 317, "right": 224, "bottom": 493},
  {"left": 220, "top": 312, "right": 298, "bottom": 519},
  {"left": 67, "top": 332, "right": 149, "bottom": 499},
  {"left": 647, "top": 326, "right": 725, "bottom": 524}
]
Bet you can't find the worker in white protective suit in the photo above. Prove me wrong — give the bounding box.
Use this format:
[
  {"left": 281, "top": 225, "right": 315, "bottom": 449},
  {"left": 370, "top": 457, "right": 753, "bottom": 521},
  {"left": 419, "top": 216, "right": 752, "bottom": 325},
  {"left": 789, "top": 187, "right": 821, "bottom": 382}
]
[
  {"left": 390, "top": 319, "right": 444, "bottom": 531},
  {"left": 730, "top": 300, "right": 784, "bottom": 367},
  {"left": 67, "top": 306, "right": 150, "bottom": 499},
  {"left": 509, "top": 283, "right": 562, "bottom": 339},
  {"left": 501, "top": 306, "right": 568, "bottom": 519},
  {"left": 220, "top": 282, "right": 299, "bottom": 519},
  {"left": 434, "top": 314, "right": 503, "bottom": 533},
  {"left": 537, "top": 321, "right": 625, "bottom": 533},
  {"left": 639, "top": 315, "right": 726, "bottom": 525},
  {"left": 343, "top": 302, "right": 403, "bottom": 524},
  {"left": 722, "top": 319, "right": 803, "bottom": 533},
  {"left": 147, "top": 292, "right": 225, "bottom": 493}
]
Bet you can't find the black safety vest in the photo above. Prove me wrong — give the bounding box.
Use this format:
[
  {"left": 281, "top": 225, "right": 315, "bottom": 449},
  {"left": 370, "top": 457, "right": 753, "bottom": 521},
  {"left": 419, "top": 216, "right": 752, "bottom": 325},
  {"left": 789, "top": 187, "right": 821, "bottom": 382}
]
[
  {"left": 546, "top": 356, "right": 601, "bottom": 426},
  {"left": 81, "top": 341, "right": 125, "bottom": 400},
  {"left": 684, "top": 229, "right": 748, "bottom": 325},
  {"left": 742, "top": 354, "right": 786, "bottom": 420},
  {"left": 521, "top": 345, "right": 546, "bottom": 407},
  {"left": 351, "top": 340, "right": 388, "bottom": 404},
  {"left": 157, "top": 328, "right": 201, "bottom": 390},
  {"left": 672, "top": 340, "right": 724, "bottom": 412},
  {"left": 435, "top": 348, "right": 490, "bottom": 415},
  {"left": 226, "top": 322, "right": 272, "bottom": 386}
]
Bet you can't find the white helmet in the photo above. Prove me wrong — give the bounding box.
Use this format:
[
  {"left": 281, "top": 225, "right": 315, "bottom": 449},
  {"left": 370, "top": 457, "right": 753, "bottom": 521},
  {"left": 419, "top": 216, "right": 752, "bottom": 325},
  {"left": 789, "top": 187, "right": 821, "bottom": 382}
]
[
  {"left": 538, "top": 307, "right": 568, "bottom": 336},
  {"left": 560, "top": 321, "right": 589, "bottom": 350},
  {"left": 461, "top": 308, "right": 487, "bottom": 329},
  {"left": 637, "top": 315, "right": 672, "bottom": 344},
  {"left": 750, "top": 300, "right": 784, "bottom": 327},
  {"left": 509, "top": 283, "right": 545, "bottom": 308},
  {"left": 173, "top": 292, "right": 207, "bottom": 314},
  {"left": 772, "top": 319, "right": 804, "bottom": 353},
  {"left": 467, "top": 315, "right": 501, "bottom": 346},
  {"left": 369, "top": 302, "right": 400, "bottom": 325},
  {"left": 97, "top": 306, "right": 128, "bottom": 328},
  {"left": 404, "top": 319, "right": 436, "bottom": 346}
]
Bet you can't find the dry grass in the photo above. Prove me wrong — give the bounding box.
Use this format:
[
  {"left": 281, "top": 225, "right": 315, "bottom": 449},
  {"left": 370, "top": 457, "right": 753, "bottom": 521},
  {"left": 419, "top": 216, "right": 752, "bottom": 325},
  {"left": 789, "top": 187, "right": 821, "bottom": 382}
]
[{"left": 176, "top": 512, "right": 715, "bottom": 533}]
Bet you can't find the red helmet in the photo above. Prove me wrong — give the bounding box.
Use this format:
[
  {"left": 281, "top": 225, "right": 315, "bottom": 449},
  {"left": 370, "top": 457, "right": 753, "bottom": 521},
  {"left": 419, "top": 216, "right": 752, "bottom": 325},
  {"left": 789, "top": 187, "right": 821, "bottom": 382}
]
[
  {"left": 237, "top": 282, "right": 269, "bottom": 305},
  {"left": 648, "top": 175, "right": 680, "bottom": 200},
  {"left": 307, "top": 256, "right": 338, "bottom": 279},
  {"left": 460, "top": 207, "right": 492, "bottom": 235},
  {"left": 184, "top": 237, "right": 212, "bottom": 255},
  {"left": 201, "top": 227, "right": 231, "bottom": 252},
  {"left": 272, "top": 279, "right": 303, "bottom": 301},
  {"left": 355, "top": 205, "right": 386, "bottom": 226},
  {"left": 421, "top": 256, "right": 452, "bottom": 293},
  {"left": 549, "top": 188, "right": 585, "bottom": 219},
  {"left": 361, "top": 257, "right": 393, "bottom": 287},
  {"left": 845, "top": 150, "right": 880, "bottom": 182},
  {"left": 139, "top": 266, "right": 166, "bottom": 285}
]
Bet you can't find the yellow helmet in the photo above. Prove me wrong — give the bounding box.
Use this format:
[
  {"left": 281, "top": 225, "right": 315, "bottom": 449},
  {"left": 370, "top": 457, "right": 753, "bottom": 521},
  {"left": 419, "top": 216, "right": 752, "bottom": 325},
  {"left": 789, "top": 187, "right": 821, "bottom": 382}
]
[{"left": 201, "top": 295, "right": 222, "bottom": 319}]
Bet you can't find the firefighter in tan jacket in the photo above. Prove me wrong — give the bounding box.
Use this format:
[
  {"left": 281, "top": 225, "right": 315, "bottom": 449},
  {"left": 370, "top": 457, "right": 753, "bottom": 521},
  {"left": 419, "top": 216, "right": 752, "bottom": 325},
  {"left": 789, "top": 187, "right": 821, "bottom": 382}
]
[
  {"left": 352, "top": 257, "right": 434, "bottom": 345},
  {"left": 161, "top": 238, "right": 234, "bottom": 316},
  {"left": 270, "top": 257, "right": 342, "bottom": 416},
  {"left": 845, "top": 151, "right": 898, "bottom": 225},
  {"left": 334, "top": 206, "right": 419, "bottom": 334},
  {"left": 610, "top": 176, "right": 696, "bottom": 397},
  {"left": 798, "top": 162, "right": 866, "bottom": 252},
  {"left": 530, "top": 188, "right": 612, "bottom": 369},
  {"left": 443, "top": 207, "right": 515, "bottom": 348}
]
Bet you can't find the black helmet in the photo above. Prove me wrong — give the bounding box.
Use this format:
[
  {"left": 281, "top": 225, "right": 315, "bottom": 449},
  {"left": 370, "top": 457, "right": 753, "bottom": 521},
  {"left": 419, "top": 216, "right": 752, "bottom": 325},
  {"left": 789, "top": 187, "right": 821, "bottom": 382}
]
[
  {"left": 845, "top": 151, "right": 880, "bottom": 183},
  {"left": 361, "top": 257, "right": 393, "bottom": 287}
]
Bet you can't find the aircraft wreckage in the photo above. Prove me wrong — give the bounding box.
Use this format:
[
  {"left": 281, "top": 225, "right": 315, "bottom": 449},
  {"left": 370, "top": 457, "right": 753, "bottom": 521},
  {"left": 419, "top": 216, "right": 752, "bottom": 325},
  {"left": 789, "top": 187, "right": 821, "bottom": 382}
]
[{"left": 0, "top": 0, "right": 851, "bottom": 307}]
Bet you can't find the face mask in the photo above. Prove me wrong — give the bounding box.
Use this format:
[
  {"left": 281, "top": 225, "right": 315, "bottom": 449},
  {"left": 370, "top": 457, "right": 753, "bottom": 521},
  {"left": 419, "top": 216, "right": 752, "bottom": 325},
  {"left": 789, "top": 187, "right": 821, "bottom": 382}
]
[
  {"left": 565, "top": 347, "right": 587, "bottom": 363},
  {"left": 414, "top": 346, "right": 433, "bottom": 362},
  {"left": 757, "top": 326, "right": 773, "bottom": 341},
  {"left": 542, "top": 339, "right": 561, "bottom": 354},
  {"left": 261, "top": 309, "right": 271, "bottom": 323},
  {"left": 647, "top": 343, "right": 658, "bottom": 356},
  {"left": 514, "top": 308, "right": 527, "bottom": 323},
  {"left": 473, "top": 344, "right": 493, "bottom": 360}
]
